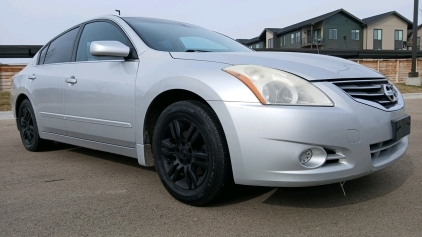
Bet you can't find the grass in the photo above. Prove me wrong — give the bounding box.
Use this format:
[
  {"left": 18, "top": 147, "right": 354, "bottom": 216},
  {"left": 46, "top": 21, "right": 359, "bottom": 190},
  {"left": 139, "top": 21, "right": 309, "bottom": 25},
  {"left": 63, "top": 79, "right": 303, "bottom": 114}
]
[
  {"left": 394, "top": 83, "right": 422, "bottom": 94},
  {"left": 0, "top": 91, "right": 11, "bottom": 111}
]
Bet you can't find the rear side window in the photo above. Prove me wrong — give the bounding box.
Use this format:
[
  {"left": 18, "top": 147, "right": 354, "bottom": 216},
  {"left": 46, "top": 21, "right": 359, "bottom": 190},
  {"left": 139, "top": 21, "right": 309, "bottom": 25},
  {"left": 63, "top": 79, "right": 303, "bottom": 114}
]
[
  {"left": 44, "top": 27, "right": 80, "bottom": 64},
  {"left": 37, "top": 45, "right": 48, "bottom": 65},
  {"left": 76, "top": 21, "right": 137, "bottom": 62}
]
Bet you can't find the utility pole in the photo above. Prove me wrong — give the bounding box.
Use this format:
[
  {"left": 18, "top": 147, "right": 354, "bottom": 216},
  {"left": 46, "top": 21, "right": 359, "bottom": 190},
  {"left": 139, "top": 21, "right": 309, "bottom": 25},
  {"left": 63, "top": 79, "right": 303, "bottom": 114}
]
[
  {"left": 115, "top": 10, "right": 121, "bottom": 16},
  {"left": 406, "top": 0, "right": 421, "bottom": 86}
]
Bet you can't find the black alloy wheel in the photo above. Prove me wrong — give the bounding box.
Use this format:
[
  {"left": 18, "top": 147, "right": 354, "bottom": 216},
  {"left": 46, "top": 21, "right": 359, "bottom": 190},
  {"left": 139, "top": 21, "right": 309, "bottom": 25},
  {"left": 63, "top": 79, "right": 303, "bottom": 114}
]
[
  {"left": 153, "top": 100, "right": 233, "bottom": 206},
  {"left": 160, "top": 118, "right": 209, "bottom": 190},
  {"left": 20, "top": 106, "right": 35, "bottom": 147},
  {"left": 18, "top": 99, "right": 51, "bottom": 151}
]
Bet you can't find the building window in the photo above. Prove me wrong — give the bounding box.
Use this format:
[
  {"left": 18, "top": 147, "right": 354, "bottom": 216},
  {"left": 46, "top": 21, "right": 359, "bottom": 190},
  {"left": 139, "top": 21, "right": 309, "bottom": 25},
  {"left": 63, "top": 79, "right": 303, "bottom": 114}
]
[
  {"left": 255, "top": 43, "right": 260, "bottom": 49},
  {"left": 296, "top": 32, "right": 300, "bottom": 43},
  {"left": 374, "top": 29, "right": 382, "bottom": 40},
  {"left": 280, "top": 37, "right": 284, "bottom": 46},
  {"left": 291, "top": 34, "right": 294, "bottom": 44},
  {"left": 395, "top": 30, "right": 403, "bottom": 41},
  {"left": 329, "top": 29, "right": 337, "bottom": 40},
  {"left": 283, "top": 36, "right": 286, "bottom": 45},
  {"left": 351, "top": 30, "right": 360, "bottom": 40},
  {"left": 314, "top": 29, "right": 321, "bottom": 40},
  {"left": 268, "top": 38, "right": 273, "bottom": 48}
]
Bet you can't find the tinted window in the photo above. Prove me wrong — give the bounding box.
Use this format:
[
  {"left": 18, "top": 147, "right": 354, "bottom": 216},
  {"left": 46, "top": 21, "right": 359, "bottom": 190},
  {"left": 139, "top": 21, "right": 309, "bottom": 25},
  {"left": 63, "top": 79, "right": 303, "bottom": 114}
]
[
  {"left": 44, "top": 27, "right": 79, "bottom": 64},
  {"left": 123, "top": 17, "right": 251, "bottom": 52},
  {"left": 37, "top": 45, "right": 49, "bottom": 65},
  {"left": 76, "top": 21, "right": 136, "bottom": 61}
]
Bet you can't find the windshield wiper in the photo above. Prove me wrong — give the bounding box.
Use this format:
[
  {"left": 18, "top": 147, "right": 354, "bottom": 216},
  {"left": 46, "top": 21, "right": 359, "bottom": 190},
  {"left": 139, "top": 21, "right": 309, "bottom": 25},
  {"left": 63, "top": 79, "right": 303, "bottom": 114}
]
[{"left": 185, "top": 49, "right": 211, "bottom": 52}]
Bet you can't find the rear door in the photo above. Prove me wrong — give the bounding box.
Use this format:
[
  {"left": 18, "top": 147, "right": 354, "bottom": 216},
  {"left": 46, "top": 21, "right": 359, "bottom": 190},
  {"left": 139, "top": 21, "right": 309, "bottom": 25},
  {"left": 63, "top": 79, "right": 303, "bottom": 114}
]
[
  {"left": 26, "top": 27, "right": 80, "bottom": 135},
  {"left": 63, "top": 20, "right": 139, "bottom": 147}
]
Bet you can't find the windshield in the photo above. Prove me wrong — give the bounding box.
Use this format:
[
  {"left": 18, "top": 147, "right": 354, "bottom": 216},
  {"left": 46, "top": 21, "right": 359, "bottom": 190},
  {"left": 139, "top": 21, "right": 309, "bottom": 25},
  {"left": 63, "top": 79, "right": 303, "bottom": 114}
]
[{"left": 123, "top": 17, "right": 251, "bottom": 52}]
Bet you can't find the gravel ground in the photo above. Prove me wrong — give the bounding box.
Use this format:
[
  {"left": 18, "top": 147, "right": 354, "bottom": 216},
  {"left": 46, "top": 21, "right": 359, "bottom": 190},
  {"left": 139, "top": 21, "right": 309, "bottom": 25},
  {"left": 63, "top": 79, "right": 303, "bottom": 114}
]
[{"left": 0, "top": 99, "right": 421, "bottom": 237}]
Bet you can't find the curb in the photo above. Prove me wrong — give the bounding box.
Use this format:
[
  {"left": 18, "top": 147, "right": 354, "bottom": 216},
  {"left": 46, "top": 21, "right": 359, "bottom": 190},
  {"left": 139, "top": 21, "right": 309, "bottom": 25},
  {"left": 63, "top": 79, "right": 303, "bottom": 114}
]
[
  {"left": 402, "top": 93, "right": 422, "bottom": 100},
  {"left": 1, "top": 94, "right": 421, "bottom": 120},
  {"left": 0, "top": 111, "right": 13, "bottom": 120}
]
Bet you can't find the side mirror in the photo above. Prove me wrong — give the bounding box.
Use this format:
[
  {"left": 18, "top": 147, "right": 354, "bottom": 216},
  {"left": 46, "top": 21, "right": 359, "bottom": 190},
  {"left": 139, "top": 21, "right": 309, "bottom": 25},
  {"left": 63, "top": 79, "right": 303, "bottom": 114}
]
[{"left": 90, "top": 41, "right": 130, "bottom": 58}]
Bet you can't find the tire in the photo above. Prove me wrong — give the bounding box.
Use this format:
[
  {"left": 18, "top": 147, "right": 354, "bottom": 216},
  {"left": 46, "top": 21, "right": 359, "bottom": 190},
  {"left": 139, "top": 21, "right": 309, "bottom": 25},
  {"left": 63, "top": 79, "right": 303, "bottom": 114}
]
[
  {"left": 152, "top": 100, "right": 233, "bottom": 206},
  {"left": 17, "top": 99, "right": 52, "bottom": 151}
]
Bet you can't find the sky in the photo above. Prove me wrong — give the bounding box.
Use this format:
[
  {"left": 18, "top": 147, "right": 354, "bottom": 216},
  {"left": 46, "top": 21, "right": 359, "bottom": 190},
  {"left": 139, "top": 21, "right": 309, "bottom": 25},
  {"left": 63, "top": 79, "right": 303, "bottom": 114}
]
[{"left": 0, "top": 0, "right": 417, "bottom": 45}]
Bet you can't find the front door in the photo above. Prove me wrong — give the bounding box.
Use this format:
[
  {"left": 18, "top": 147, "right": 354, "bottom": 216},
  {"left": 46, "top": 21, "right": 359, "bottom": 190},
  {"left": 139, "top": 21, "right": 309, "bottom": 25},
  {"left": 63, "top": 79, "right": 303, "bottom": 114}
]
[{"left": 64, "top": 21, "right": 139, "bottom": 147}]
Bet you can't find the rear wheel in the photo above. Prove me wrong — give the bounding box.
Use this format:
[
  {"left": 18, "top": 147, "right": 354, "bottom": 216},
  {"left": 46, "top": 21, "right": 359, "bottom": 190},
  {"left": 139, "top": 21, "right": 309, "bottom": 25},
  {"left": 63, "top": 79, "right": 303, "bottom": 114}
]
[
  {"left": 18, "top": 99, "right": 52, "bottom": 151},
  {"left": 152, "top": 101, "right": 232, "bottom": 206}
]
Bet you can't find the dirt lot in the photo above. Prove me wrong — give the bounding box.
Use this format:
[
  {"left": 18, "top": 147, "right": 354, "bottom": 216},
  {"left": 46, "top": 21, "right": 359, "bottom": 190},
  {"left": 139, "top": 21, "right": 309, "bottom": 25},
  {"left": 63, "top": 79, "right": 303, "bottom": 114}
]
[{"left": 0, "top": 99, "right": 421, "bottom": 236}]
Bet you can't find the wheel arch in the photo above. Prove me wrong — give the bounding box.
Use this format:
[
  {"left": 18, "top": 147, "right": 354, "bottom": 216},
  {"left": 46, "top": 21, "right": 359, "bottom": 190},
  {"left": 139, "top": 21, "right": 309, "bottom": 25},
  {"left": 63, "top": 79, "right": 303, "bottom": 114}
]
[
  {"left": 141, "top": 89, "right": 232, "bottom": 169},
  {"left": 143, "top": 89, "right": 212, "bottom": 146},
  {"left": 14, "top": 93, "right": 30, "bottom": 130}
]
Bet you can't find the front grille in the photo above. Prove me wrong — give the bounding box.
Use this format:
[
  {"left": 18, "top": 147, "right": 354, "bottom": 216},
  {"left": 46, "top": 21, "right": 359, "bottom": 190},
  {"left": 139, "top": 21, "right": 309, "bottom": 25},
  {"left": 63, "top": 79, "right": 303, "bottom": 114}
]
[
  {"left": 333, "top": 79, "right": 398, "bottom": 108},
  {"left": 370, "top": 138, "right": 402, "bottom": 164}
]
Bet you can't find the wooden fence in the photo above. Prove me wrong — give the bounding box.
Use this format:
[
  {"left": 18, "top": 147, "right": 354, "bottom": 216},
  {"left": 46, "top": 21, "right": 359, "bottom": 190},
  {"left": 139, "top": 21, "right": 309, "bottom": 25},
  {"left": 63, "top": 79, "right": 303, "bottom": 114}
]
[
  {"left": 0, "top": 59, "right": 421, "bottom": 91},
  {"left": 352, "top": 59, "right": 421, "bottom": 83},
  {"left": 0, "top": 65, "right": 26, "bottom": 91}
]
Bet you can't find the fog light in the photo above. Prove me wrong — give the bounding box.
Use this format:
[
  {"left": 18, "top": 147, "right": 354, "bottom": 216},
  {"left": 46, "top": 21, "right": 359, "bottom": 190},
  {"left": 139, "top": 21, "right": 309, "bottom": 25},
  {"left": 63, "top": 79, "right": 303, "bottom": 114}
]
[{"left": 299, "top": 147, "right": 327, "bottom": 168}]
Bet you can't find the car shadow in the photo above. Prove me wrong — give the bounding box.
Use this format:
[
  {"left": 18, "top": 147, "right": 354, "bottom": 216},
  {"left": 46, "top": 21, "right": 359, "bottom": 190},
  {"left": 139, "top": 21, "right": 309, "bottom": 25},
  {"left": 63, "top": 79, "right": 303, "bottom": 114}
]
[
  {"left": 262, "top": 154, "right": 414, "bottom": 208},
  {"left": 42, "top": 142, "right": 155, "bottom": 172},
  {"left": 40, "top": 142, "right": 414, "bottom": 208},
  {"left": 213, "top": 154, "right": 414, "bottom": 207}
]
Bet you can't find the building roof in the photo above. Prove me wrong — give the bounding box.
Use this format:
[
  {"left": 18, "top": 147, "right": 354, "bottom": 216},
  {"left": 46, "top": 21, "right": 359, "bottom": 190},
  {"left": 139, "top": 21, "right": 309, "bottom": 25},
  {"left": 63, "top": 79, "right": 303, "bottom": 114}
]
[
  {"left": 0, "top": 45, "right": 43, "bottom": 58},
  {"left": 362, "top": 11, "right": 412, "bottom": 28},
  {"left": 236, "top": 36, "right": 262, "bottom": 45},
  {"left": 257, "top": 28, "right": 284, "bottom": 40},
  {"left": 275, "top": 8, "right": 364, "bottom": 36}
]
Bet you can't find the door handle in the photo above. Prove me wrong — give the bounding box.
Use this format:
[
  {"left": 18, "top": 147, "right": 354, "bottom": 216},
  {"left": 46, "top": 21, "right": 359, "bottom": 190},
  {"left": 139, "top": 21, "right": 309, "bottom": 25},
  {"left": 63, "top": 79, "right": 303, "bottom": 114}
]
[
  {"left": 28, "top": 74, "right": 36, "bottom": 80},
  {"left": 65, "top": 76, "right": 77, "bottom": 85}
]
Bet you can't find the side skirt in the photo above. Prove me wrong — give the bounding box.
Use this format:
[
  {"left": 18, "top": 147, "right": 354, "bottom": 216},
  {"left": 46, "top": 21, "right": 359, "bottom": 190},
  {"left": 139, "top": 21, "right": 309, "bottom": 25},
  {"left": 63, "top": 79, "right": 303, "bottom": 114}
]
[{"left": 40, "top": 132, "right": 138, "bottom": 159}]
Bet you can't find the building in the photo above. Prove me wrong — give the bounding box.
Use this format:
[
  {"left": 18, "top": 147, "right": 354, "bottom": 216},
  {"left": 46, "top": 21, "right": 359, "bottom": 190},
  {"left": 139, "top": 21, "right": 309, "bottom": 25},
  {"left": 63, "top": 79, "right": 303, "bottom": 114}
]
[
  {"left": 275, "top": 9, "right": 364, "bottom": 50},
  {"left": 407, "top": 24, "right": 422, "bottom": 50},
  {"left": 362, "top": 11, "right": 412, "bottom": 50},
  {"left": 238, "top": 9, "right": 412, "bottom": 51}
]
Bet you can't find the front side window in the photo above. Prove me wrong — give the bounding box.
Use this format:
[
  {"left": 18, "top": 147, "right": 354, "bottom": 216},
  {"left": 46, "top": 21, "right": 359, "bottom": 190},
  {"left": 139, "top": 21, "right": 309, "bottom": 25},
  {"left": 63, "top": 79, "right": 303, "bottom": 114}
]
[
  {"left": 351, "top": 30, "right": 360, "bottom": 40},
  {"left": 296, "top": 32, "right": 300, "bottom": 43},
  {"left": 76, "top": 21, "right": 137, "bottom": 62},
  {"left": 291, "top": 34, "right": 294, "bottom": 44},
  {"left": 329, "top": 29, "right": 337, "bottom": 40},
  {"left": 43, "top": 27, "right": 80, "bottom": 65},
  {"left": 395, "top": 30, "right": 403, "bottom": 41},
  {"left": 374, "top": 29, "right": 382, "bottom": 40}
]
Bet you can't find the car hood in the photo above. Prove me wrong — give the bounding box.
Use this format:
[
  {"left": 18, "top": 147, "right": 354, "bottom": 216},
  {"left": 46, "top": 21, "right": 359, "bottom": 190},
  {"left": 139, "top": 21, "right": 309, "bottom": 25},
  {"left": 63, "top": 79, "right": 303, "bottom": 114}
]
[{"left": 170, "top": 52, "right": 384, "bottom": 81}]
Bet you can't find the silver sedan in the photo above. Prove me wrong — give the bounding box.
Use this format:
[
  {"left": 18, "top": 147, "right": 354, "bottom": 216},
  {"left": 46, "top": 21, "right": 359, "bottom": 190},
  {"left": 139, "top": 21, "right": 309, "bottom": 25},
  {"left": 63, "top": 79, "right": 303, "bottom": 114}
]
[{"left": 10, "top": 15, "right": 410, "bottom": 206}]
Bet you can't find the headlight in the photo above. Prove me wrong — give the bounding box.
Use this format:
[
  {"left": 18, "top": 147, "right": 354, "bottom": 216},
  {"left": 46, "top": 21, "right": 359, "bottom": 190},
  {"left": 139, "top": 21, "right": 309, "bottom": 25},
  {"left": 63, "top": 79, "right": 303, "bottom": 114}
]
[{"left": 223, "top": 65, "right": 333, "bottom": 106}]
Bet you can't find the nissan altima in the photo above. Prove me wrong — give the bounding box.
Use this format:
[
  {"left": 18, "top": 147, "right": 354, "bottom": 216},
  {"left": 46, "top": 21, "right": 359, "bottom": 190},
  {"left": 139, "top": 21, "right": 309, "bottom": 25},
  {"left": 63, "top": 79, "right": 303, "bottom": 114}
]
[{"left": 10, "top": 15, "right": 410, "bottom": 206}]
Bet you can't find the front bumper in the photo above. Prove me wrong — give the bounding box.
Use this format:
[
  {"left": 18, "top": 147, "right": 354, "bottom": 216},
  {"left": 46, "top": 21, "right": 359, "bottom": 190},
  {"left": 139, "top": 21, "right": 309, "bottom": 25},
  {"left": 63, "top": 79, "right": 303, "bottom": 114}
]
[{"left": 209, "top": 82, "right": 409, "bottom": 187}]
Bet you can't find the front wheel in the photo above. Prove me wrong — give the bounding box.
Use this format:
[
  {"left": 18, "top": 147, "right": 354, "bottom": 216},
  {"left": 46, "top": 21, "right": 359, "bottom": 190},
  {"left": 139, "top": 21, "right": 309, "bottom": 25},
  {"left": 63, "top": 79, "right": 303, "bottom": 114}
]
[{"left": 152, "top": 101, "right": 232, "bottom": 206}]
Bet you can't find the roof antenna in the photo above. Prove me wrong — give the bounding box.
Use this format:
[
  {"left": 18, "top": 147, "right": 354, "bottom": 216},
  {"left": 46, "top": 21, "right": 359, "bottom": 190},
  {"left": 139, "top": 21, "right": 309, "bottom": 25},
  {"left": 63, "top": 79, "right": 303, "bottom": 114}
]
[{"left": 115, "top": 10, "right": 121, "bottom": 16}]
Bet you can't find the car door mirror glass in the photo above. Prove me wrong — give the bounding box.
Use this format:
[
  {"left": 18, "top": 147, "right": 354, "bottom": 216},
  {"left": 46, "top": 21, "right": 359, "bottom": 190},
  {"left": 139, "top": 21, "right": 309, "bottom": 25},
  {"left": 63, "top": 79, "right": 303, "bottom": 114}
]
[{"left": 90, "top": 41, "right": 130, "bottom": 58}]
